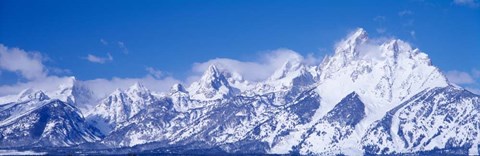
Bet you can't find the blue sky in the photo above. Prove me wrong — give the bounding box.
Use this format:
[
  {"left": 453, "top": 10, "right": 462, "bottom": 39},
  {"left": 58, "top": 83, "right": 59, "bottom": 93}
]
[{"left": 0, "top": 0, "right": 479, "bottom": 95}]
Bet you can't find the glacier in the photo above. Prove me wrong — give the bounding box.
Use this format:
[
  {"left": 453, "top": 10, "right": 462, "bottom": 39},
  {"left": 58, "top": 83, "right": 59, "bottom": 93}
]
[{"left": 0, "top": 28, "right": 478, "bottom": 155}]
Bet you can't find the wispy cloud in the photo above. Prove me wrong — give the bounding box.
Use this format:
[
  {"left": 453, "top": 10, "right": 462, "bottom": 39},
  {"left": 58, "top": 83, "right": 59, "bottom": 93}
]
[
  {"left": 466, "top": 87, "right": 480, "bottom": 94},
  {"left": 100, "top": 39, "right": 108, "bottom": 45},
  {"left": 398, "top": 10, "right": 414, "bottom": 16},
  {"left": 453, "top": 0, "right": 479, "bottom": 7},
  {"left": 471, "top": 68, "right": 480, "bottom": 77},
  {"left": 146, "top": 67, "right": 163, "bottom": 79},
  {"left": 376, "top": 28, "right": 387, "bottom": 34},
  {"left": 446, "top": 70, "right": 476, "bottom": 84},
  {"left": 118, "top": 41, "right": 128, "bottom": 54},
  {"left": 445, "top": 69, "right": 480, "bottom": 94},
  {"left": 403, "top": 19, "right": 415, "bottom": 27},
  {"left": 373, "top": 16, "right": 387, "bottom": 34},
  {"left": 410, "top": 30, "right": 416, "bottom": 39},
  {"left": 373, "top": 16, "right": 386, "bottom": 22},
  {"left": 0, "top": 44, "right": 178, "bottom": 97},
  {"left": 82, "top": 76, "right": 180, "bottom": 98},
  {"left": 85, "top": 53, "right": 113, "bottom": 64},
  {"left": 0, "top": 44, "right": 47, "bottom": 80}
]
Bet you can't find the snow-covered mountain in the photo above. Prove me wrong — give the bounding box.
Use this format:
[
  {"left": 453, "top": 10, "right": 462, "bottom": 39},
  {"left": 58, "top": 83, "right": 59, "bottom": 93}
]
[
  {"left": 187, "top": 64, "right": 242, "bottom": 100},
  {"left": 0, "top": 28, "right": 478, "bottom": 155},
  {"left": 362, "top": 85, "right": 480, "bottom": 154},
  {"left": 86, "top": 83, "right": 159, "bottom": 134},
  {"left": 50, "top": 77, "right": 96, "bottom": 113},
  {"left": 0, "top": 89, "right": 102, "bottom": 148}
]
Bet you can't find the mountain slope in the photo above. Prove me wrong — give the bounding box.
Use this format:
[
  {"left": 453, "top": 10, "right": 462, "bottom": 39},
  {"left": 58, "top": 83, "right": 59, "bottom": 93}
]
[
  {"left": 0, "top": 28, "right": 478, "bottom": 155},
  {"left": 362, "top": 85, "right": 480, "bottom": 155},
  {"left": 0, "top": 91, "right": 102, "bottom": 147},
  {"left": 86, "top": 83, "right": 159, "bottom": 135}
]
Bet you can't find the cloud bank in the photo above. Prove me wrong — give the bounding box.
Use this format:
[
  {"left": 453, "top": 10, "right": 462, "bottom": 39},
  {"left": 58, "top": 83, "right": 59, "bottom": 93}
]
[
  {"left": 188, "top": 49, "right": 320, "bottom": 84},
  {"left": 0, "top": 45, "right": 179, "bottom": 98},
  {"left": 0, "top": 44, "right": 46, "bottom": 80}
]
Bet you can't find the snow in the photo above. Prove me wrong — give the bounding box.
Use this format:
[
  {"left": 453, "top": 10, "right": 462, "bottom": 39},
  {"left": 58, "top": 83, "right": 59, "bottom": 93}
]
[
  {"left": 0, "top": 94, "right": 17, "bottom": 105},
  {"left": 187, "top": 64, "right": 240, "bottom": 101},
  {"left": 0, "top": 27, "right": 478, "bottom": 155},
  {"left": 0, "top": 150, "right": 47, "bottom": 155}
]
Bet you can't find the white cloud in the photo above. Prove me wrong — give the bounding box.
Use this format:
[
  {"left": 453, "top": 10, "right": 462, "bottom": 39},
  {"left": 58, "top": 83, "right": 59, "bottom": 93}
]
[
  {"left": 376, "top": 28, "right": 387, "bottom": 34},
  {"left": 118, "top": 41, "right": 128, "bottom": 54},
  {"left": 398, "top": 10, "right": 413, "bottom": 16},
  {"left": 188, "top": 49, "right": 317, "bottom": 84},
  {"left": 0, "top": 43, "right": 181, "bottom": 99},
  {"left": 410, "top": 30, "right": 416, "bottom": 39},
  {"left": 373, "top": 16, "right": 387, "bottom": 34},
  {"left": 445, "top": 70, "right": 476, "bottom": 84},
  {"left": 0, "top": 44, "right": 318, "bottom": 99},
  {"left": 85, "top": 53, "right": 113, "bottom": 64},
  {"left": 472, "top": 68, "right": 480, "bottom": 78},
  {"left": 0, "top": 76, "right": 72, "bottom": 96},
  {"left": 403, "top": 19, "right": 415, "bottom": 27},
  {"left": 146, "top": 67, "right": 163, "bottom": 79},
  {"left": 466, "top": 87, "right": 480, "bottom": 94},
  {"left": 453, "top": 0, "right": 479, "bottom": 7},
  {"left": 373, "top": 16, "right": 386, "bottom": 22},
  {"left": 0, "top": 44, "right": 47, "bottom": 80},
  {"left": 83, "top": 76, "right": 180, "bottom": 98},
  {"left": 0, "top": 75, "right": 181, "bottom": 98},
  {"left": 100, "top": 39, "right": 108, "bottom": 45}
]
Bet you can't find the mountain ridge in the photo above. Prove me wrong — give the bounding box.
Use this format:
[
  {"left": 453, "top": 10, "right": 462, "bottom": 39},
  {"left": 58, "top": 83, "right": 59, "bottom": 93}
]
[{"left": 0, "top": 28, "right": 478, "bottom": 155}]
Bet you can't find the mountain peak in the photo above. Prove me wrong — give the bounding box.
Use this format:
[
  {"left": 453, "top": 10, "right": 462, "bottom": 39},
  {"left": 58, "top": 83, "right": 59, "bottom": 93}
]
[
  {"left": 201, "top": 64, "right": 222, "bottom": 81},
  {"left": 128, "top": 82, "right": 148, "bottom": 92},
  {"left": 253, "top": 58, "right": 316, "bottom": 95},
  {"left": 130, "top": 82, "right": 142, "bottom": 88},
  {"left": 349, "top": 28, "right": 367, "bottom": 41},
  {"left": 339, "top": 28, "right": 368, "bottom": 51},
  {"left": 58, "top": 76, "right": 77, "bottom": 89},
  {"left": 207, "top": 64, "right": 219, "bottom": 73},
  {"left": 53, "top": 76, "right": 77, "bottom": 103},
  {"left": 112, "top": 88, "right": 123, "bottom": 95},
  {"left": 188, "top": 64, "right": 238, "bottom": 100},
  {"left": 195, "top": 64, "right": 228, "bottom": 87},
  {"left": 332, "top": 28, "right": 369, "bottom": 67},
  {"left": 170, "top": 83, "right": 187, "bottom": 93},
  {"left": 269, "top": 57, "right": 304, "bottom": 81},
  {"left": 17, "top": 88, "right": 49, "bottom": 102}
]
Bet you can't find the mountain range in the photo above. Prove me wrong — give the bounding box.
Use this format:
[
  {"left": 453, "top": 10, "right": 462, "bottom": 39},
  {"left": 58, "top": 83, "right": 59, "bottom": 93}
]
[{"left": 0, "top": 28, "right": 478, "bottom": 155}]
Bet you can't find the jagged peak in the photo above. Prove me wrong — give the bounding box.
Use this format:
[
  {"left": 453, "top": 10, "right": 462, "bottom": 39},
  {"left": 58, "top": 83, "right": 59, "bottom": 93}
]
[
  {"left": 335, "top": 28, "right": 368, "bottom": 53},
  {"left": 329, "top": 28, "right": 370, "bottom": 68},
  {"left": 324, "top": 29, "right": 434, "bottom": 70},
  {"left": 170, "top": 83, "right": 187, "bottom": 93},
  {"left": 110, "top": 88, "right": 124, "bottom": 95},
  {"left": 269, "top": 57, "right": 305, "bottom": 81},
  {"left": 191, "top": 64, "right": 231, "bottom": 89},
  {"left": 128, "top": 82, "right": 148, "bottom": 92},
  {"left": 125, "top": 83, "right": 153, "bottom": 99},
  {"left": 188, "top": 64, "right": 238, "bottom": 100},
  {"left": 17, "top": 88, "right": 49, "bottom": 102},
  {"left": 347, "top": 28, "right": 368, "bottom": 42},
  {"left": 206, "top": 64, "right": 220, "bottom": 74},
  {"left": 199, "top": 64, "right": 225, "bottom": 82},
  {"left": 381, "top": 39, "right": 414, "bottom": 56},
  {"left": 54, "top": 76, "right": 77, "bottom": 96}
]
